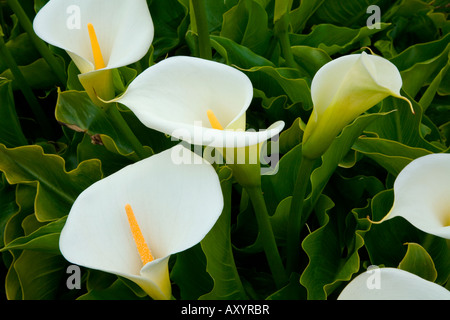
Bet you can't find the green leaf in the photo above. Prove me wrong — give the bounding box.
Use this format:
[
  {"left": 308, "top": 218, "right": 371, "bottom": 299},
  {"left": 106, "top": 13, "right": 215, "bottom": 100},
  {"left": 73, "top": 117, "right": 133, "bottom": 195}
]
[
  {"left": 0, "top": 58, "right": 61, "bottom": 90},
  {"left": 308, "top": 0, "right": 392, "bottom": 27},
  {"left": 299, "top": 195, "right": 371, "bottom": 300},
  {"left": 150, "top": 0, "right": 189, "bottom": 60},
  {"left": 0, "top": 79, "right": 27, "bottom": 147},
  {"left": 13, "top": 250, "right": 67, "bottom": 300},
  {"left": 244, "top": 65, "right": 313, "bottom": 109},
  {"left": 266, "top": 273, "right": 306, "bottom": 300},
  {"left": 200, "top": 166, "right": 248, "bottom": 300},
  {"left": 171, "top": 244, "right": 213, "bottom": 300},
  {"left": 0, "top": 144, "right": 102, "bottom": 221},
  {"left": 290, "top": 0, "right": 325, "bottom": 33},
  {"left": 398, "top": 243, "right": 437, "bottom": 282},
  {"left": 78, "top": 278, "right": 148, "bottom": 300},
  {"left": 1, "top": 217, "right": 66, "bottom": 254},
  {"left": 390, "top": 34, "right": 450, "bottom": 98},
  {"left": 55, "top": 90, "right": 158, "bottom": 159},
  {"left": 55, "top": 90, "right": 133, "bottom": 156},
  {"left": 221, "top": 0, "right": 272, "bottom": 56},
  {"left": 359, "top": 189, "right": 450, "bottom": 285},
  {"left": 278, "top": 117, "right": 304, "bottom": 154},
  {"left": 291, "top": 45, "right": 331, "bottom": 78},
  {"left": 352, "top": 136, "right": 433, "bottom": 176},
  {"left": 0, "top": 177, "right": 18, "bottom": 248},
  {"left": 210, "top": 35, "right": 274, "bottom": 69},
  {"left": 261, "top": 112, "right": 389, "bottom": 216},
  {"left": 365, "top": 93, "right": 443, "bottom": 152},
  {"left": 305, "top": 112, "right": 392, "bottom": 216},
  {"left": 290, "top": 23, "right": 390, "bottom": 56}
]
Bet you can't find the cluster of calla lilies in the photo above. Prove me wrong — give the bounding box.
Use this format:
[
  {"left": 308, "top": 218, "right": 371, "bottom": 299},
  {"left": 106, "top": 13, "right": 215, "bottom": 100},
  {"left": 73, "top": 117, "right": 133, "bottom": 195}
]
[{"left": 33, "top": 0, "right": 450, "bottom": 300}]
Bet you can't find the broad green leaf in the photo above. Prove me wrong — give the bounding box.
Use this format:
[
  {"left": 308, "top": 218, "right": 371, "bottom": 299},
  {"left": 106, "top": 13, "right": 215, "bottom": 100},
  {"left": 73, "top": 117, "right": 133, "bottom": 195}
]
[
  {"left": 352, "top": 136, "right": 433, "bottom": 176},
  {"left": 308, "top": 0, "right": 392, "bottom": 27},
  {"left": 170, "top": 244, "right": 213, "bottom": 300},
  {"left": 359, "top": 189, "right": 450, "bottom": 285},
  {"left": 419, "top": 55, "right": 450, "bottom": 111},
  {"left": 398, "top": 42, "right": 450, "bottom": 98},
  {"left": 3, "top": 184, "right": 37, "bottom": 300},
  {"left": 290, "top": 23, "right": 390, "bottom": 56},
  {"left": 266, "top": 273, "right": 306, "bottom": 300},
  {"left": 13, "top": 250, "right": 67, "bottom": 300},
  {"left": 150, "top": 0, "right": 189, "bottom": 60},
  {"left": 304, "top": 112, "right": 392, "bottom": 216},
  {"left": 76, "top": 134, "right": 133, "bottom": 178},
  {"left": 261, "top": 112, "right": 389, "bottom": 216},
  {"left": 0, "top": 177, "right": 18, "bottom": 248},
  {"left": 0, "top": 58, "right": 61, "bottom": 90},
  {"left": 200, "top": 166, "right": 248, "bottom": 300},
  {"left": 244, "top": 65, "right": 312, "bottom": 109},
  {"left": 364, "top": 93, "right": 444, "bottom": 153},
  {"left": 291, "top": 46, "right": 331, "bottom": 78},
  {"left": 78, "top": 278, "right": 148, "bottom": 300},
  {"left": 0, "top": 79, "right": 27, "bottom": 147},
  {"left": 210, "top": 35, "right": 274, "bottom": 69},
  {"left": 0, "top": 144, "right": 102, "bottom": 221},
  {"left": 55, "top": 90, "right": 154, "bottom": 159},
  {"left": 300, "top": 196, "right": 371, "bottom": 300},
  {"left": 278, "top": 117, "right": 304, "bottom": 154},
  {"left": 290, "top": 0, "right": 325, "bottom": 33},
  {"left": 0, "top": 33, "right": 40, "bottom": 73},
  {"left": 1, "top": 217, "right": 66, "bottom": 254},
  {"left": 398, "top": 243, "right": 437, "bottom": 282},
  {"left": 221, "top": 0, "right": 272, "bottom": 55}
]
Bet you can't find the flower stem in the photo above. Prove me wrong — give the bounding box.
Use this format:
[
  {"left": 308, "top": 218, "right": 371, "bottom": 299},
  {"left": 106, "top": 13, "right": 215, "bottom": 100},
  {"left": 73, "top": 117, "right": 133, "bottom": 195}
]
[
  {"left": 286, "top": 155, "right": 315, "bottom": 274},
  {"left": 274, "top": 13, "right": 297, "bottom": 69},
  {"left": 245, "top": 185, "right": 288, "bottom": 289},
  {"left": 0, "top": 33, "right": 53, "bottom": 138},
  {"left": 6, "top": 0, "right": 66, "bottom": 87},
  {"left": 106, "top": 104, "right": 150, "bottom": 160},
  {"left": 190, "top": 0, "right": 212, "bottom": 60}
]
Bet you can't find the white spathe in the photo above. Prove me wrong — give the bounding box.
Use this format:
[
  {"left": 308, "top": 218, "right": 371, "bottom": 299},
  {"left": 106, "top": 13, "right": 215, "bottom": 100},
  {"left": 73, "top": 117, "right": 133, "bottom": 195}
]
[
  {"left": 379, "top": 153, "right": 450, "bottom": 239},
  {"left": 114, "top": 56, "right": 285, "bottom": 148},
  {"left": 59, "top": 146, "right": 224, "bottom": 300},
  {"left": 302, "top": 52, "right": 412, "bottom": 159},
  {"left": 338, "top": 267, "right": 450, "bottom": 300},
  {"left": 33, "top": 0, "right": 153, "bottom": 74}
]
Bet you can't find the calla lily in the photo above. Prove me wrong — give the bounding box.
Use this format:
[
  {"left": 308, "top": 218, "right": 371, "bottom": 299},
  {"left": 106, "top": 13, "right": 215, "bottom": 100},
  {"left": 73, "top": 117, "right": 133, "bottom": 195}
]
[
  {"left": 377, "top": 153, "right": 450, "bottom": 239},
  {"left": 302, "top": 52, "right": 413, "bottom": 160},
  {"left": 112, "top": 56, "right": 285, "bottom": 149},
  {"left": 33, "top": 0, "right": 154, "bottom": 104},
  {"left": 338, "top": 267, "right": 450, "bottom": 300},
  {"left": 59, "top": 145, "right": 224, "bottom": 300}
]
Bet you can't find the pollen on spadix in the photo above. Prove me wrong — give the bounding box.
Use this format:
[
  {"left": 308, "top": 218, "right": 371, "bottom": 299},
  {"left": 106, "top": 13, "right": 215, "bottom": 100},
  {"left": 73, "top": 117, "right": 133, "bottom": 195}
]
[
  {"left": 87, "top": 23, "right": 106, "bottom": 70},
  {"left": 207, "top": 109, "right": 224, "bottom": 130},
  {"left": 125, "top": 204, "right": 154, "bottom": 265}
]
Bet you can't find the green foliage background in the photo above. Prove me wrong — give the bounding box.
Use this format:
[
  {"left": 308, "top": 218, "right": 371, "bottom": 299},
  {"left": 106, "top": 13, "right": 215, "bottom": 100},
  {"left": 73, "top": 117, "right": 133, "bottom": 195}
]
[{"left": 0, "top": 0, "right": 449, "bottom": 300}]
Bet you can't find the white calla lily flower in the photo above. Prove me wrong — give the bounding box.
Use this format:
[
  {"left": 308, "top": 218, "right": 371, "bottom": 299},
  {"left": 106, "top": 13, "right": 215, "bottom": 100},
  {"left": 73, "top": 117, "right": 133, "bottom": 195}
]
[
  {"left": 33, "top": 0, "right": 153, "bottom": 104},
  {"left": 302, "top": 52, "right": 413, "bottom": 159},
  {"left": 33, "top": 0, "right": 153, "bottom": 74},
  {"left": 113, "top": 56, "right": 285, "bottom": 149},
  {"left": 59, "top": 146, "right": 224, "bottom": 300},
  {"left": 338, "top": 267, "right": 450, "bottom": 300},
  {"left": 377, "top": 153, "right": 450, "bottom": 239}
]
